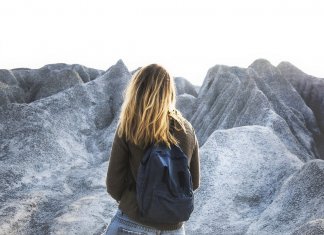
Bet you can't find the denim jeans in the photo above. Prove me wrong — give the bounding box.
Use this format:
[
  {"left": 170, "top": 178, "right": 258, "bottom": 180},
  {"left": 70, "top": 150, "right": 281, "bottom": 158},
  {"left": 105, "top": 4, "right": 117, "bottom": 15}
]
[{"left": 103, "top": 209, "right": 186, "bottom": 235}]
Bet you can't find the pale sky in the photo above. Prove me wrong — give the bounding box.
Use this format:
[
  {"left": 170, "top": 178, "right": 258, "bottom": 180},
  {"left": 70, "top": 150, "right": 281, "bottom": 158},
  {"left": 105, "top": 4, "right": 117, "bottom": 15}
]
[{"left": 0, "top": 0, "right": 323, "bottom": 86}]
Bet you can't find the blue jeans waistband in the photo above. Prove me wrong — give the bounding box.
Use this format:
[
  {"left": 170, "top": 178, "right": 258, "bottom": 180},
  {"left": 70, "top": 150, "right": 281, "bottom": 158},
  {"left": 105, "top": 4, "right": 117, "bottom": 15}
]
[{"left": 115, "top": 209, "right": 158, "bottom": 233}]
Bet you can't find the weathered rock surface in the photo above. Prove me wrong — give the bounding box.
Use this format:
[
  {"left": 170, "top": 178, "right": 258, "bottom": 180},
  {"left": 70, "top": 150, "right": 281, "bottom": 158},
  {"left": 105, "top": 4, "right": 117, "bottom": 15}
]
[
  {"left": 0, "top": 60, "right": 129, "bottom": 235},
  {"left": 291, "top": 219, "right": 324, "bottom": 235},
  {"left": 187, "top": 125, "right": 303, "bottom": 234},
  {"left": 193, "top": 84, "right": 200, "bottom": 94},
  {"left": 0, "top": 59, "right": 323, "bottom": 235},
  {"left": 277, "top": 62, "right": 324, "bottom": 159},
  {"left": 246, "top": 159, "right": 324, "bottom": 234},
  {"left": 175, "top": 94, "right": 197, "bottom": 120},
  {"left": 174, "top": 77, "right": 198, "bottom": 97},
  {"left": 191, "top": 59, "right": 321, "bottom": 161},
  {"left": 0, "top": 64, "right": 104, "bottom": 106}
]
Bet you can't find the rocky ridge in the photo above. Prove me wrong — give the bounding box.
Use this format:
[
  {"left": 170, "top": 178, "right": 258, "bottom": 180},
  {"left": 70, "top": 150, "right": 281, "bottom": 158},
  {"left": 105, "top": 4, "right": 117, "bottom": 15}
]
[{"left": 0, "top": 59, "right": 323, "bottom": 235}]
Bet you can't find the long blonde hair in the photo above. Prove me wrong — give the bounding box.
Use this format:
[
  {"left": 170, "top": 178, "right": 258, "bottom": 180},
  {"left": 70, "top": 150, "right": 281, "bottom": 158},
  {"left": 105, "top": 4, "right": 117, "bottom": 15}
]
[{"left": 117, "top": 63, "right": 187, "bottom": 149}]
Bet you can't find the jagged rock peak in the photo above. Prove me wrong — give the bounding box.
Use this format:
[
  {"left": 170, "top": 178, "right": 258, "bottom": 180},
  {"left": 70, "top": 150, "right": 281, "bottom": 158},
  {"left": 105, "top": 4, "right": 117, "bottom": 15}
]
[
  {"left": 106, "top": 59, "right": 128, "bottom": 72},
  {"left": 106, "top": 59, "right": 129, "bottom": 73},
  {"left": 104, "top": 59, "right": 130, "bottom": 79},
  {"left": 277, "top": 61, "right": 311, "bottom": 77},
  {"left": 115, "top": 59, "right": 127, "bottom": 69}
]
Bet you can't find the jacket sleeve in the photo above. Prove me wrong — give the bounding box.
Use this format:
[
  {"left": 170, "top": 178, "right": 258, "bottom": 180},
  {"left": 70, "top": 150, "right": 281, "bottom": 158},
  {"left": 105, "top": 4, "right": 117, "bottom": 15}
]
[
  {"left": 190, "top": 129, "right": 200, "bottom": 191},
  {"left": 106, "top": 124, "right": 129, "bottom": 202}
]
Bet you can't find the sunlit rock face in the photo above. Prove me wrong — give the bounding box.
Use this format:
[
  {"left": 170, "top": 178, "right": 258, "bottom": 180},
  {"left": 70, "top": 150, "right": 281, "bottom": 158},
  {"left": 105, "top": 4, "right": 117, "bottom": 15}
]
[
  {"left": 0, "top": 60, "right": 129, "bottom": 235},
  {"left": 190, "top": 59, "right": 321, "bottom": 161},
  {"left": 187, "top": 126, "right": 304, "bottom": 234},
  {"left": 0, "top": 59, "right": 323, "bottom": 235}
]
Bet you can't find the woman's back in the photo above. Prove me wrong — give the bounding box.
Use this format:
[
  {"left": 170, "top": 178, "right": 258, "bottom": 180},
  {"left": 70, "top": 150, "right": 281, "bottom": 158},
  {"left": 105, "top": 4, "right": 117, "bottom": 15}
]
[
  {"left": 104, "top": 63, "right": 200, "bottom": 234},
  {"left": 106, "top": 116, "right": 200, "bottom": 230}
]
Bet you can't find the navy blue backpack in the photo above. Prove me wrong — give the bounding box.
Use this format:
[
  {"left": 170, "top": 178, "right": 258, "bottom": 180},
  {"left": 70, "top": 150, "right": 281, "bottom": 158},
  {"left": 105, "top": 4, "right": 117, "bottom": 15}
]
[{"left": 136, "top": 120, "right": 194, "bottom": 224}]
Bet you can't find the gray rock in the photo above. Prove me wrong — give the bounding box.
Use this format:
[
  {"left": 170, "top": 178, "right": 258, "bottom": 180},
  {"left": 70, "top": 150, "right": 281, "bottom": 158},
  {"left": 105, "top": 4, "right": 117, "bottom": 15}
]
[
  {"left": 186, "top": 125, "right": 304, "bottom": 235},
  {"left": 277, "top": 61, "right": 324, "bottom": 159},
  {"left": 0, "top": 60, "right": 130, "bottom": 235},
  {"left": 291, "top": 219, "right": 324, "bottom": 235},
  {"left": 176, "top": 93, "right": 197, "bottom": 120},
  {"left": 0, "top": 59, "right": 323, "bottom": 235},
  {"left": 246, "top": 159, "right": 324, "bottom": 235},
  {"left": 193, "top": 85, "right": 200, "bottom": 94},
  {"left": 191, "top": 59, "right": 321, "bottom": 161},
  {"left": 0, "top": 63, "right": 105, "bottom": 106},
  {"left": 174, "top": 77, "right": 198, "bottom": 97}
]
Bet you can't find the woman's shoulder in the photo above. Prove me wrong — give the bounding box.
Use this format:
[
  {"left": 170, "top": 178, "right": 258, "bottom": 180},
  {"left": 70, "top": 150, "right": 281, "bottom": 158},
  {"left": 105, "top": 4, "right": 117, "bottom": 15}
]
[
  {"left": 174, "top": 116, "right": 195, "bottom": 140},
  {"left": 183, "top": 118, "right": 194, "bottom": 133},
  {"left": 172, "top": 116, "right": 197, "bottom": 159}
]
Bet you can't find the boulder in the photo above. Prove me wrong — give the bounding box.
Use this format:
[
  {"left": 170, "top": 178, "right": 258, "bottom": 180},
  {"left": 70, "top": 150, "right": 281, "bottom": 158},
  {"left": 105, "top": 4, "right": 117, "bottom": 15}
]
[
  {"left": 186, "top": 125, "right": 304, "bottom": 234},
  {"left": 246, "top": 159, "right": 324, "bottom": 235}
]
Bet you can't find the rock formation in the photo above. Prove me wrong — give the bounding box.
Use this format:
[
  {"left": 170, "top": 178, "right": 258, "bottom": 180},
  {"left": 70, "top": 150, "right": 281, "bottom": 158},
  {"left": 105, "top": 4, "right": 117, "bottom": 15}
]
[
  {"left": 174, "top": 77, "right": 198, "bottom": 97},
  {"left": 277, "top": 62, "right": 324, "bottom": 159},
  {"left": 0, "top": 59, "right": 323, "bottom": 235},
  {"left": 189, "top": 59, "right": 321, "bottom": 161},
  {"left": 0, "top": 64, "right": 104, "bottom": 106}
]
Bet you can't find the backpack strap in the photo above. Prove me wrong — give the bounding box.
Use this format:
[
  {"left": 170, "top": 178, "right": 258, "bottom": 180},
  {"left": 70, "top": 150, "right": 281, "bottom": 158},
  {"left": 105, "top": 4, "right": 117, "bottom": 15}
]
[{"left": 141, "top": 144, "right": 154, "bottom": 165}]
